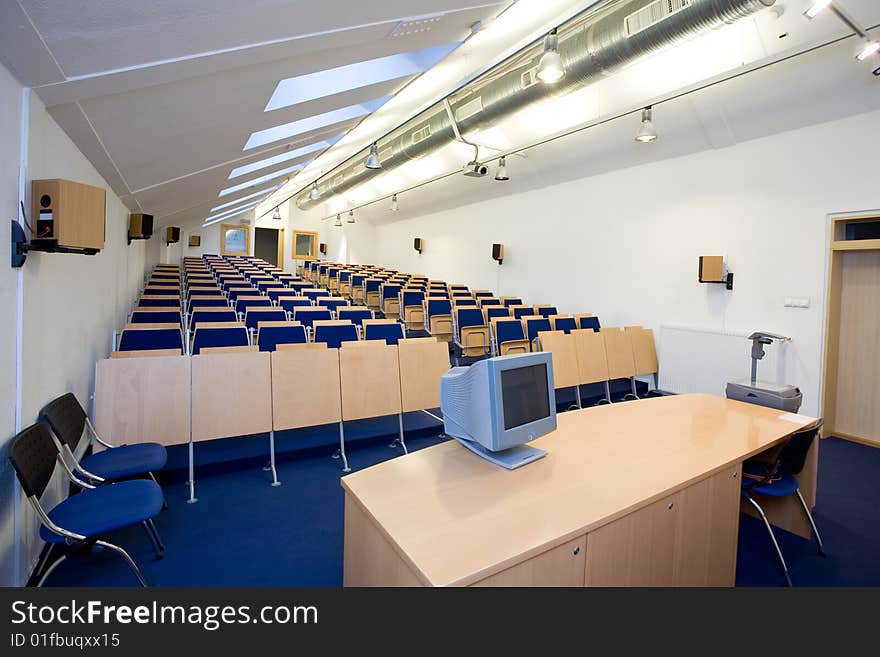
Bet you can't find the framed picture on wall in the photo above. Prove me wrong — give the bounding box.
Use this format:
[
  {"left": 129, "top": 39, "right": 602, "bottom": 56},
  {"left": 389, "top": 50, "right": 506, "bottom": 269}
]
[
  {"left": 189, "top": 234, "right": 201, "bottom": 247},
  {"left": 221, "top": 224, "right": 250, "bottom": 256}
]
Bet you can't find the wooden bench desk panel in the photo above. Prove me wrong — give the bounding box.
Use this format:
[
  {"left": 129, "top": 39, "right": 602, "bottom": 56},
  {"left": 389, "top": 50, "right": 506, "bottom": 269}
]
[{"left": 341, "top": 394, "right": 815, "bottom": 587}]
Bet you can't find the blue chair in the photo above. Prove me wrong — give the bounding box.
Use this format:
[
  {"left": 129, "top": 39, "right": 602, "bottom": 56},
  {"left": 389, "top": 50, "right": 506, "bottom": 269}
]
[
  {"left": 492, "top": 318, "right": 530, "bottom": 356},
  {"left": 244, "top": 308, "right": 286, "bottom": 332},
  {"left": 523, "top": 317, "right": 552, "bottom": 348},
  {"left": 234, "top": 296, "right": 272, "bottom": 317},
  {"left": 535, "top": 306, "right": 558, "bottom": 318},
  {"left": 191, "top": 324, "right": 249, "bottom": 355},
  {"left": 479, "top": 298, "right": 502, "bottom": 307},
  {"left": 256, "top": 323, "right": 307, "bottom": 352},
  {"left": 289, "top": 282, "right": 311, "bottom": 294},
  {"left": 302, "top": 289, "right": 325, "bottom": 302},
  {"left": 187, "top": 297, "right": 229, "bottom": 313},
  {"left": 338, "top": 308, "right": 373, "bottom": 327},
  {"left": 512, "top": 306, "right": 532, "bottom": 319},
  {"left": 364, "top": 322, "right": 405, "bottom": 345},
  {"left": 118, "top": 327, "right": 183, "bottom": 352},
  {"left": 380, "top": 284, "right": 401, "bottom": 317},
  {"left": 266, "top": 288, "right": 292, "bottom": 302},
  {"left": 364, "top": 279, "right": 382, "bottom": 309},
  {"left": 741, "top": 422, "right": 825, "bottom": 587},
  {"left": 40, "top": 393, "right": 167, "bottom": 490},
  {"left": 401, "top": 290, "right": 425, "bottom": 327},
  {"left": 8, "top": 423, "right": 164, "bottom": 586},
  {"left": 454, "top": 308, "right": 490, "bottom": 361},
  {"left": 553, "top": 317, "right": 577, "bottom": 334},
  {"left": 426, "top": 298, "right": 453, "bottom": 341},
  {"left": 502, "top": 298, "right": 523, "bottom": 307},
  {"left": 473, "top": 291, "right": 494, "bottom": 299},
  {"left": 137, "top": 297, "right": 180, "bottom": 308},
  {"left": 130, "top": 311, "right": 181, "bottom": 325},
  {"left": 317, "top": 298, "right": 349, "bottom": 314},
  {"left": 227, "top": 288, "right": 260, "bottom": 303},
  {"left": 577, "top": 316, "right": 601, "bottom": 332},
  {"left": 484, "top": 306, "right": 510, "bottom": 323},
  {"left": 278, "top": 297, "right": 313, "bottom": 315},
  {"left": 453, "top": 298, "right": 478, "bottom": 307},
  {"left": 293, "top": 308, "right": 332, "bottom": 331},
  {"left": 189, "top": 308, "right": 237, "bottom": 331},
  {"left": 314, "top": 322, "right": 359, "bottom": 349}
]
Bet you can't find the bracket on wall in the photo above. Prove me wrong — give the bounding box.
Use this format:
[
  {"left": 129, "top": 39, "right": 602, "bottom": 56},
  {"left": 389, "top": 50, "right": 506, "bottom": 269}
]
[{"left": 10, "top": 219, "right": 99, "bottom": 268}]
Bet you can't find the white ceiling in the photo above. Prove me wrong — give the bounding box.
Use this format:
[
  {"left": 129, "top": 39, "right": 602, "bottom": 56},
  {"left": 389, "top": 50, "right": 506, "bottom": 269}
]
[{"left": 0, "top": 0, "right": 510, "bottom": 226}]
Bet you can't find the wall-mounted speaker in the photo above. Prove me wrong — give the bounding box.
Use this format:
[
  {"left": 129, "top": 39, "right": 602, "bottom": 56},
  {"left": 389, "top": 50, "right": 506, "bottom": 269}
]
[
  {"left": 414, "top": 237, "right": 423, "bottom": 254},
  {"left": 128, "top": 213, "right": 153, "bottom": 244},
  {"left": 492, "top": 243, "right": 504, "bottom": 265},
  {"left": 319, "top": 242, "right": 327, "bottom": 255},
  {"left": 165, "top": 226, "right": 180, "bottom": 245}
]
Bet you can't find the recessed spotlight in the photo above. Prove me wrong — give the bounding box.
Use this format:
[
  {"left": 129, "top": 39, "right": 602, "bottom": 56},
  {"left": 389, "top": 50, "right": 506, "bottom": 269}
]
[
  {"left": 309, "top": 182, "right": 319, "bottom": 200},
  {"left": 804, "top": 0, "right": 832, "bottom": 19},
  {"left": 856, "top": 40, "right": 880, "bottom": 62},
  {"left": 537, "top": 29, "right": 564, "bottom": 84},
  {"left": 494, "top": 156, "right": 509, "bottom": 181},
  {"left": 365, "top": 143, "right": 382, "bottom": 170},
  {"left": 635, "top": 106, "right": 658, "bottom": 143},
  {"left": 391, "top": 194, "right": 399, "bottom": 212}
]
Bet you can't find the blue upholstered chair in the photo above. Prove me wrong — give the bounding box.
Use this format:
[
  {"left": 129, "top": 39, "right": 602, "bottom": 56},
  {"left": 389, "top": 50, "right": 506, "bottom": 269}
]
[
  {"left": 188, "top": 309, "right": 237, "bottom": 331},
  {"left": 484, "top": 306, "right": 510, "bottom": 323},
  {"left": 256, "top": 323, "right": 307, "bottom": 351},
  {"left": 364, "top": 322, "right": 405, "bottom": 345},
  {"left": 577, "top": 316, "right": 601, "bottom": 332},
  {"left": 535, "top": 305, "right": 558, "bottom": 318},
  {"left": 492, "top": 319, "right": 530, "bottom": 356},
  {"left": 523, "top": 317, "right": 552, "bottom": 348},
  {"left": 314, "top": 323, "right": 359, "bottom": 348},
  {"left": 244, "top": 308, "right": 286, "bottom": 332},
  {"left": 502, "top": 297, "right": 523, "bottom": 307},
  {"left": 130, "top": 310, "right": 181, "bottom": 325},
  {"left": 137, "top": 297, "right": 180, "bottom": 308},
  {"left": 293, "top": 308, "right": 332, "bottom": 331},
  {"left": 191, "top": 324, "right": 249, "bottom": 355},
  {"left": 552, "top": 316, "right": 577, "bottom": 334},
  {"left": 337, "top": 308, "right": 373, "bottom": 327},
  {"left": 118, "top": 327, "right": 183, "bottom": 352}
]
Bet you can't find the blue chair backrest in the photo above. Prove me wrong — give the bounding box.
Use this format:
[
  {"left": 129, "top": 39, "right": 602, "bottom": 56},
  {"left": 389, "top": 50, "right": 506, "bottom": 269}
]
[
  {"left": 186, "top": 287, "right": 222, "bottom": 297},
  {"left": 351, "top": 275, "right": 367, "bottom": 287},
  {"left": 142, "top": 288, "right": 179, "bottom": 296},
  {"left": 512, "top": 307, "right": 532, "bottom": 319},
  {"left": 339, "top": 271, "right": 351, "bottom": 283},
  {"left": 401, "top": 291, "right": 424, "bottom": 307},
  {"left": 314, "top": 323, "right": 359, "bottom": 349},
  {"left": 502, "top": 298, "right": 523, "bottom": 307},
  {"left": 524, "top": 318, "right": 552, "bottom": 343},
  {"left": 221, "top": 279, "right": 248, "bottom": 291},
  {"left": 303, "top": 289, "right": 324, "bottom": 301},
  {"left": 381, "top": 284, "right": 401, "bottom": 300},
  {"left": 485, "top": 307, "right": 509, "bottom": 322},
  {"left": 536, "top": 306, "right": 558, "bottom": 318},
  {"left": 578, "top": 316, "right": 601, "bottom": 332},
  {"left": 318, "top": 265, "right": 328, "bottom": 276},
  {"left": 457, "top": 308, "right": 485, "bottom": 329},
  {"left": 364, "top": 323, "right": 405, "bottom": 345},
  {"left": 293, "top": 308, "right": 332, "bottom": 328},
  {"left": 257, "top": 325, "right": 307, "bottom": 352},
  {"left": 266, "top": 289, "right": 292, "bottom": 302},
  {"left": 288, "top": 282, "right": 310, "bottom": 293},
  {"left": 365, "top": 279, "right": 381, "bottom": 293},
  {"left": 480, "top": 299, "right": 502, "bottom": 307},
  {"left": 427, "top": 299, "right": 452, "bottom": 318},
  {"left": 189, "top": 309, "right": 237, "bottom": 330},
  {"left": 337, "top": 309, "right": 373, "bottom": 326},
  {"left": 473, "top": 291, "right": 494, "bottom": 299},
  {"left": 138, "top": 297, "right": 179, "bottom": 307},
  {"left": 317, "top": 298, "right": 348, "bottom": 312},
  {"left": 278, "top": 297, "right": 312, "bottom": 313},
  {"left": 187, "top": 297, "right": 228, "bottom": 312},
  {"left": 256, "top": 280, "right": 279, "bottom": 293},
  {"left": 495, "top": 320, "right": 526, "bottom": 345},
  {"left": 235, "top": 297, "right": 272, "bottom": 315},
  {"left": 119, "top": 328, "right": 183, "bottom": 352},
  {"left": 555, "top": 317, "right": 577, "bottom": 334},
  {"left": 454, "top": 298, "right": 478, "bottom": 307},
  {"left": 428, "top": 289, "right": 449, "bottom": 298},
  {"left": 244, "top": 308, "right": 286, "bottom": 331},
  {"left": 227, "top": 287, "right": 258, "bottom": 301},
  {"left": 192, "top": 326, "right": 249, "bottom": 355},
  {"left": 130, "top": 311, "right": 181, "bottom": 325}
]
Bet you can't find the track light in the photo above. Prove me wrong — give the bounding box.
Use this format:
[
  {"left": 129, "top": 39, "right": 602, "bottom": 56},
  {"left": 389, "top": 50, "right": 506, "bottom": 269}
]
[
  {"left": 334, "top": 214, "right": 342, "bottom": 227},
  {"left": 365, "top": 142, "right": 382, "bottom": 170},
  {"left": 391, "top": 194, "right": 399, "bottom": 212},
  {"left": 347, "top": 210, "right": 356, "bottom": 224},
  {"left": 272, "top": 207, "right": 281, "bottom": 220},
  {"left": 309, "top": 182, "right": 319, "bottom": 200},
  {"left": 537, "top": 29, "right": 564, "bottom": 84},
  {"left": 804, "top": 0, "right": 832, "bottom": 19},
  {"left": 856, "top": 40, "right": 880, "bottom": 61},
  {"left": 635, "top": 106, "right": 658, "bottom": 143},
  {"left": 494, "top": 156, "right": 509, "bottom": 181}
]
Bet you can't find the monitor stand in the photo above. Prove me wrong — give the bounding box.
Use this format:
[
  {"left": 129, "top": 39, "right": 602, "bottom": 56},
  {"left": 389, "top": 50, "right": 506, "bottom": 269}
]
[{"left": 454, "top": 438, "right": 547, "bottom": 470}]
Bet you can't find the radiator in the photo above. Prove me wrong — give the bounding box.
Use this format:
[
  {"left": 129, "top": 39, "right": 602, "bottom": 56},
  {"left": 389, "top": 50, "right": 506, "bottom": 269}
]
[{"left": 657, "top": 325, "right": 781, "bottom": 396}]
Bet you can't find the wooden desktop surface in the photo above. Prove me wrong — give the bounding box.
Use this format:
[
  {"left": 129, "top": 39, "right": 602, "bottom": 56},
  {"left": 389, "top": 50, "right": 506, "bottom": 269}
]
[{"left": 341, "top": 394, "right": 815, "bottom": 587}]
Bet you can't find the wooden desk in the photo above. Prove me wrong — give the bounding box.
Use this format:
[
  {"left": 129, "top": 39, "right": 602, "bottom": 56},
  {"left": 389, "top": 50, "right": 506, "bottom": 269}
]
[{"left": 342, "top": 394, "right": 815, "bottom": 587}]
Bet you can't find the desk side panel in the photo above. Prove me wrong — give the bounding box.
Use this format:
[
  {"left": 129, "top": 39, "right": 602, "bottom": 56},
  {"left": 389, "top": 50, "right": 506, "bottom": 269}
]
[{"left": 471, "top": 535, "right": 586, "bottom": 587}]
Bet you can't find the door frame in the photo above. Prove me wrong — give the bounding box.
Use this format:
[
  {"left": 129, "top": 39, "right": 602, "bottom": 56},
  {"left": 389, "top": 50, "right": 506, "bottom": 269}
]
[{"left": 821, "top": 210, "right": 880, "bottom": 446}]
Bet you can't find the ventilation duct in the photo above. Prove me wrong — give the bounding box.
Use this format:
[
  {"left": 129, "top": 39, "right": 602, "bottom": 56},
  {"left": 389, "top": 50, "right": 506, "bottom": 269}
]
[{"left": 296, "top": 0, "right": 774, "bottom": 211}]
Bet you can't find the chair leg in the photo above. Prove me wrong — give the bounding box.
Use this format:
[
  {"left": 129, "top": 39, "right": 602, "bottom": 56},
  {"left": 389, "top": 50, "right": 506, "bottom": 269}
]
[
  {"left": 147, "top": 519, "right": 166, "bottom": 552},
  {"left": 795, "top": 489, "right": 826, "bottom": 556},
  {"left": 142, "top": 522, "right": 164, "bottom": 559},
  {"left": 95, "top": 540, "right": 148, "bottom": 586},
  {"left": 744, "top": 493, "right": 792, "bottom": 587},
  {"left": 148, "top": 472, "right": 168, "bottom": 510},
  {"left": 36, "top": 552, "right": 68, "bottom": 587},
  {"left": 32, "top": 543, "right": 55, "bottom": 583}
]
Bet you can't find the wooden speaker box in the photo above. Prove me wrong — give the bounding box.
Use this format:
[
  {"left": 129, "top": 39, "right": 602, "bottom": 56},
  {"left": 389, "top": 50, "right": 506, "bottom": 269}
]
[
  {"left": 31, "top": 179, "right": 106, "bottom": 250},
  {"left": 129, "top": 213, "right": 153, "bottom": 239}
]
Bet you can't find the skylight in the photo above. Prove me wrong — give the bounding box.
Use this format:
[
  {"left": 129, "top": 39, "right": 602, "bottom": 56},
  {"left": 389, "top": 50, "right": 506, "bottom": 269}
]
[
  {"left": 243, "top": 97, "right": 391, "bottom": 150},
  {"left": 228, "top": 139, "right": 338, "bottom": 179},
  {"left": 264, "top": 43, "right": 460, "bottom": 113},
  {"left": 211, "top": 185, "right": 281, "bottom": 213},
  {"left": 203, "top": 199, "right": 263, "bottom": 225},
  {"left": 219, "top": 163, "right": 303, "bottom": 197}
]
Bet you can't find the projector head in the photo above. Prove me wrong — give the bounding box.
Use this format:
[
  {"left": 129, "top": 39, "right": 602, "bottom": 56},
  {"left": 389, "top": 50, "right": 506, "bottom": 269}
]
[{"left": 464, "top": 161, "right": 489, "bottom": 177}]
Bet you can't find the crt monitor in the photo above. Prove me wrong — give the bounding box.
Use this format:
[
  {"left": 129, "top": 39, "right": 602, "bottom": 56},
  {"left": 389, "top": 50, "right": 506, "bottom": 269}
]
[{"left": 440, "top": 352, "right": 557, "bottom": 469}]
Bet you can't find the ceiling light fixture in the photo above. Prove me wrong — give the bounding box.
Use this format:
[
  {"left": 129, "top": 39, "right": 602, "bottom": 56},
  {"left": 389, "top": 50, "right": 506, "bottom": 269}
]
[
  {"left": 347, "top": 210, "right": 356, "bottom": 224},
  {"left": 635, "top": 106, "right": 658, "bottom": 143},
  {"left": 309, "top": 181, "right": 319, "bottom": 200},
  {"left": 334, "top": 214, "right": 343, "bottom": 227},
  {"left": 856, "top": 40, "right": 880, "bottom": 61},
  {"left": 365, "top": 143, "right": 382, "bottom": 170},
  {"left": 537, "top": 29, "right": 564, "bottom": 84},
  {"left": 494, "top": 156, "right": 509, "bottom": 181},
  {"left": 391, "top": 194, "right": 399, "bottom": 212},
  {"left": 272, "top": 207, "right": 281, "bottom": 220},
  {"left": 804, "top": 0, "right": 832, "bottom": 19}
]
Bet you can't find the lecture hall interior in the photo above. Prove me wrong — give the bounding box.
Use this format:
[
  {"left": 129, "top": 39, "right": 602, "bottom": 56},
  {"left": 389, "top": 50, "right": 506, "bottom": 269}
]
[{"left": 1, "top": 0, "right": 878, "bottom": 589}]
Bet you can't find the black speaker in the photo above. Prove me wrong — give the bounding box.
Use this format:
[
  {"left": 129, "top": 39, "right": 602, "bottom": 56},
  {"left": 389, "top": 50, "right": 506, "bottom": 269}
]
[
  {"left": 492, "top": 243, "right": 504, "bottom": 265},
  {"left": 414, "top": 237, "right": 423, "bottom": 254},
  {"left": 165, "top": 226, "right": 180, "bottom": 245},
  {"left": 319, "top": 242, "right": 327, "bottom": 255},
  {"left": 129, "top": 213, "right": 153, "bottom": 239}
]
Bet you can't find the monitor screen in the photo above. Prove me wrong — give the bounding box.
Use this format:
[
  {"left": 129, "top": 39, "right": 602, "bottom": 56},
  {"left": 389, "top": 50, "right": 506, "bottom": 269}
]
[{"left": 500, "top": 363, "right": 550, "bottom": 430}]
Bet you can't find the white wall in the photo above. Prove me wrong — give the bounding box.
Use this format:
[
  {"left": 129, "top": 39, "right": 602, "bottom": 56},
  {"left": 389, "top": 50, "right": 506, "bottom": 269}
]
[
  {"left": 342, "top": 109, "right": 880, "bottom": 418},
  {"left": 0, "top": 63, "right": 148, "bottom": 586}
]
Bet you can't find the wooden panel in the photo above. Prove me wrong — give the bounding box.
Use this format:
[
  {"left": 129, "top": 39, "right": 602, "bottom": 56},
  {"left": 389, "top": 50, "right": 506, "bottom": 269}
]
[
  {"left": 626, "top": 326, "right": 659, "bottom": 376},
  {"left": 572, "top": 329, "right": 609, "bottom": 384},
  {"left": 340, "top": 342, "right": 402, "bottom": 421},
  {"left": 584, "top": 493, "right": 679, "bottom": 587},
  {"left": 200, "top": 345, "right": 258, "bottom": 355},
  {"left": 459, "top": 326, "right": 489, "bottom": 357},
  {"left": 398, "top": 338, "right": 450, "bottom": 412},
  {"left": 601, "top": 327, "right": 636, "bottom": 379},
  {"left": 472, "top": 536, "right": 586, "bottom": 587},
  {"left": 831, "top": 239, "right": 880, "bottom": 251},
  {"left": 343, "top": 495, "right": 424, "bottom": 587},
  {"left": 191, "top": 351, "right": 272, "bottom": 441},
  {"left": 833, "top": 250, "right": 880, "bottom": 445},
  {"left": 110, "top": 349, "right": 181, "bottom": 358},
  {"left": 271, "top": 347, "right": 341, "bottom": 430},
  {"left": 95, "top": 355, "right": 190, "bottom": 446},
  {"left": 275, "top": 342, "right": 326, "bottom": 352},
  {"left": 536, "top": 330, "right": 580, "bottom": 389}
]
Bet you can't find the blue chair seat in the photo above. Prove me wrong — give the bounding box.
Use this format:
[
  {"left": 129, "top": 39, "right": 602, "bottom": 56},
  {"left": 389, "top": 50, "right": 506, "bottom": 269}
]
[
  {"left": 40, "top": 480, "right": 163, "bottom": 543},
  {"left": 80, "top": 444, "right": 167, "bottom": 480},
  {"left": 741, "top": 462, "right": 800, "bottom": 497}
]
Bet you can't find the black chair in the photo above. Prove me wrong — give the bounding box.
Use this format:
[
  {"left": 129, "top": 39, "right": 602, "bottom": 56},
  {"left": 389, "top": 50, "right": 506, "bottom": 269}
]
[
  {"left": 741, "top": 421, "right": 825, "bottom": 586},
  {"left": 8, "top": 423, "right": 164, "bottom": 586}
]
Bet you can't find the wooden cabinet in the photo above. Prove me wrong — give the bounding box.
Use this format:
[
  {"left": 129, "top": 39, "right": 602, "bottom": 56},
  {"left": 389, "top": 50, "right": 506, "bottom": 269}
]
[
  {"left": 584, "top": 466, "right": 740, "bottom": 587},
  {"left": 472, "top": 536, "right": 586, "bottom": 587}
]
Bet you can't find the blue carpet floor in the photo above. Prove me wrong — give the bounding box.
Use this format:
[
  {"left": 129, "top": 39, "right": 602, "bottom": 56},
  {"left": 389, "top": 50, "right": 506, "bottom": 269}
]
[{"left": 42, "top": 432, "right": 880, "bottom": 587}]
